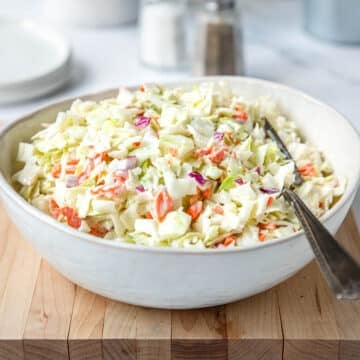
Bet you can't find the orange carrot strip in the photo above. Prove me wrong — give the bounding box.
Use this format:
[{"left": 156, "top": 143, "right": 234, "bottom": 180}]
[
  {"left": 65, "top": 165, "right": 76, "bottom": 174},
  {"left": 49, "top": 199, "right": 61, "bottom": 218},
  {"left": 78, "top": 158, "right": 95, "bottom": 184},
  {"left": 94, "top": 152, "right": 109, "bottom": 163},
  {"left": 195, "top": 148, "right": 212, "bottom": 157},
  {"left": 154, "top": 190, "right": 174, "bottom": 221},
  {"left": 224, "top": 235, "right": 236, "bottom": 246},
  {"left": 233, "top": 110, "right": 248, "bottom": 121},
  {"left": 61, "top": 207, "right": 82, "bottom": 229},
  {"left": 51, "top": 164, "right": 62, "bottom": 178},
  {"left": 266, "top": 196, "right": 274, "bottom": 208},
  {"left": 67, "top": 158, "right": 79, "bottom": 165},
  {"left": 259, "top": 222, "right": 277, "bottom": 230},
  {"left": 89, "top": 224, "right": 108, "bottom": 237},
  {"left": 209, "top": 148, "right": 225, "bottom": 164},
  {"left": 299, "top": 163, "right": 316, "bottom": 177},
  {"left": 202, "top": 187, "right": 212, "bottom": 200},
  {"left": 187, "top": 201, "right": 203, "bottom": 221}
]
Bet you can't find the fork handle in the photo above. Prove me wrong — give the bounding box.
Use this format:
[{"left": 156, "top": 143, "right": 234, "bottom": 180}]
[{"left": 282, "top": 188, "right": 360, "bottom": 300}]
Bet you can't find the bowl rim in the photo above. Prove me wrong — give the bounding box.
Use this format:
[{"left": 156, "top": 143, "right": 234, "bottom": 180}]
[{"left": 0, "top": 76, "right": 359, "bottom": 255}]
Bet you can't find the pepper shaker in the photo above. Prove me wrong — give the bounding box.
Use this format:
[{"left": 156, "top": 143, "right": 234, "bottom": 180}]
[{"left": 192, "top": 0, "right": 244, "bottom": 76}]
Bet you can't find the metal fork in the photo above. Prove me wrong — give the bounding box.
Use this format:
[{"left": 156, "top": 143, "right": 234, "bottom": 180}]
[{"left": 263, "top": 116, "right": 360, "bottom": 300}]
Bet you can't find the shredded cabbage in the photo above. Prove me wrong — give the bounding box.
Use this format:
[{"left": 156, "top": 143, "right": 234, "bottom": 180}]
[{"left": 13, "top": 82, "right": 345, "bottom": 248}]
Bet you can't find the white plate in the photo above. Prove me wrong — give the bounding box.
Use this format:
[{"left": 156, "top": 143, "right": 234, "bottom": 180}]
[{"left": 0, "top": 19, "right": 71, "bottom": 104}]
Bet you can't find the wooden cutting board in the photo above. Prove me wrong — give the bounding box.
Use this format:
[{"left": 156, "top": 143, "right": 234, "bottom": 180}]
[{"left": 0, "top": 203, "right": 359, "bottom": 360}]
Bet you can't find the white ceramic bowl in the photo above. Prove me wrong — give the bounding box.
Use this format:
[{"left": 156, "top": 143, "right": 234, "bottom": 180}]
[{"left": 0, "top": 77, "right": 359, "bottom": 309}]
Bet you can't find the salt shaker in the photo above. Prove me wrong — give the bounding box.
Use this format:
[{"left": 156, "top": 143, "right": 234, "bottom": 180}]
[
  {"left": 139, "top": 0, "right": 187, "bottom": 70},
  {"left": 192, "top": 0, "right": 244, "bottom": 76}
]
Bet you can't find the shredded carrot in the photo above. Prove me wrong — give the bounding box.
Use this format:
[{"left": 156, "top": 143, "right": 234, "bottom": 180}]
[
  {"left": 78, "top": 158, "right": 95, "bottom": 184},
  {"left": 145, "top": 212, "right": 153, "bottom": 219},
  {"left": 187, "top": 201, "right": 203, "bottom": 221},
  {"left": 114, "top": 174, "right": 127, "bottom": 183},
  {"left": 61, "top": 207, "right": 82, "bottom": 229},
  {"left": 94, "top": 152, "right": 109, "bottom": 162},
  {"left": 89, "top": 224, "right": 108, "bottom": 237},
  {"left": 209, "top": 148, "right": 225, "bottom": 164},
  {"left": 132, "top": 141, "right": 141, "bottom": 147},
  {"left": 195, "top": 147, "right": 212, "bottom": 157},
  {"left": 139, "top": 85, "right": 145, "bottom": 92},
  {"left": 266, "top": 196, "right": 274, "bottom": 208},
  {"left": 202, "top": 187, "right": 212, "bottom": 200},
  {"left": 65, "top": 158, "right": 79, "bottom": 174},
  {"left": 49, "top": 199, "right": 61, "bottom": 218},
  {"left": 154, "top": 190, "right": 174, "bottom": 221},
  {"left": 258, "top": 232, "right": 266, "bottom": 242},
  {"left": 51, "top": 164, "right": 62, "bottom": 178},
  {"left": 233, "top": 110, "right": 248, "bottom": 121},
  {"left": 299, "top": 163, "right": 316, "bottom": 177},
  {"left": 65, "top": 165, "right": 76, "bottom": 174},
  {"left": 213, "top": 204, "right": 224, "bottom": 215},
  {"left": 259, "top": 222, "right": 277, "bottom": 230},
  {"left": 224, "top": 235, "right": 236, "bottom": 247},
  {"left": 67, "top": 158, "right": 79, "bottom": 165},
  {"left": 50, "top": 201, "right": 81, "bottom": 229},
  {"left": 50, "top": 198, "right": 59, "bottom": 209}
]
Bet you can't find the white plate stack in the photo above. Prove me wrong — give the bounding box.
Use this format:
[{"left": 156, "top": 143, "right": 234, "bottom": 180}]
[{"left": 0, "top": 19, "right": 72, "bottom": 104}]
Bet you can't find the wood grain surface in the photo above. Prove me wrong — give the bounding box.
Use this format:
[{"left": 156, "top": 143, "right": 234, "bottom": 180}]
[{"left": 0, "top": 204, "right": 359, "bottom": 360}]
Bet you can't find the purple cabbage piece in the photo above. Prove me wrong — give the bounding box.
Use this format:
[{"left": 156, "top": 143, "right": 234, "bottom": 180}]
[
  {"left": 254, "top": 166, "right": 261, "bottom": 175},
  {"left": 135, "top": 115, "right": 151, "bottom": 129},
  {"left": 66, "top": 176, "right": 79, "bottom": 188},
  {"left": 259, "top": 187, "right": 279, "bottom": 194},
  {"left": 213, "top": 131, "right": 225, "bottom": 141},
  {"left": 235, "top": 178, "right": 245, "bottom": 185},
  {"left": 188, "top": 171, "right": 207, "bottom": 186},
  {"left": 136, "top": 185, "right": 146, "bottom": 192}
]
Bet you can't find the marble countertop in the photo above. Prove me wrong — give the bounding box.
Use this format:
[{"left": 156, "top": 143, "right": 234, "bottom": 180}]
[{"left": 0, "top": 0, "right": 359, "bottom": 224}]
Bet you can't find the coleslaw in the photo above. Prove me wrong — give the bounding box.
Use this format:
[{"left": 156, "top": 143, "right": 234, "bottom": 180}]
[{"left": 13, "top": 82, "right": 345, "bottom": 248}]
